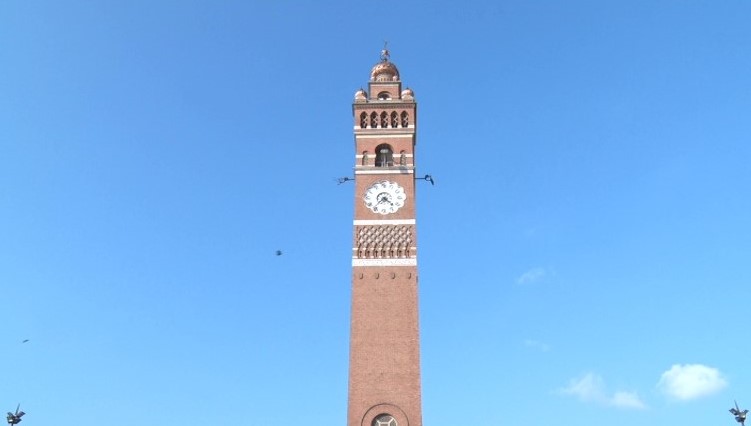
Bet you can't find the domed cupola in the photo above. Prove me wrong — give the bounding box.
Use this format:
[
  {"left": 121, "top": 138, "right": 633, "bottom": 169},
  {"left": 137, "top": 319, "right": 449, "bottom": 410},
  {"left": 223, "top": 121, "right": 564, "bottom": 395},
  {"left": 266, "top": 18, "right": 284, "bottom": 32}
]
[{"left": 370, "top": 47, "right": 400, "bottom": 82}]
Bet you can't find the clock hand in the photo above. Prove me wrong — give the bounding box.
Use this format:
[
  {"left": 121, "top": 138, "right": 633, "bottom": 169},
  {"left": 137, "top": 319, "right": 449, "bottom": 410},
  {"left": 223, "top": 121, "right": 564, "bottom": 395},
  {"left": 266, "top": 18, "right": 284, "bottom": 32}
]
[{"left": 380, "top": 196, "right": 393, "bottom": 205}]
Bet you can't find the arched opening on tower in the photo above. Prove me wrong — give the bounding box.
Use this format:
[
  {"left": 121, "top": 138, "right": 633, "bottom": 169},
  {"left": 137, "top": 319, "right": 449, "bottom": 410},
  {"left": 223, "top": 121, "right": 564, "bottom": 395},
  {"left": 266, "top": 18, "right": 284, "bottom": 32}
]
[
  {"left": 400, "top": 111, "right": 409, "bottom": 127},
  {"left": 375, "top": 144, "right": 394, "bottom": 167},
  {"left": 377, "top": 91, "right": 392, "bottom": 100}
]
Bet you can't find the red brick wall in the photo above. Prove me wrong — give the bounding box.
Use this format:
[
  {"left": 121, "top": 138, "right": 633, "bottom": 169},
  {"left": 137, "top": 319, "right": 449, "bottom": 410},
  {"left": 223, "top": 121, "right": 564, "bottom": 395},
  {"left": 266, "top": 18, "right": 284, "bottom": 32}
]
[{"left": 347, "top": 77, "right": 423, "bottom": 426}]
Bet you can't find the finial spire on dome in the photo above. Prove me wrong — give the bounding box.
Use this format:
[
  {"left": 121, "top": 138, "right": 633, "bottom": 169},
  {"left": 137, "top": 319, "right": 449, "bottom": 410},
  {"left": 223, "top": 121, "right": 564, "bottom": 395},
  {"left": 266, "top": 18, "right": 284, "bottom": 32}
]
[
  {"left": 370, "top": 42, "right": 400, "bottom": 81},
  {"left": 380, "top": 41, "right": 390, "bottom": 62}
]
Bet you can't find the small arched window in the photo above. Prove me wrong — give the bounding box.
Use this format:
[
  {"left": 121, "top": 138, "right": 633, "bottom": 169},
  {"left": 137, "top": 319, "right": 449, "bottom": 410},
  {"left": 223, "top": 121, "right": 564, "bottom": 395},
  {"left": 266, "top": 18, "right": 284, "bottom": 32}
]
[
  {"left": 399, "top": 150, "right": 406, "bottom": 166},
  {"left": 362, "top": 151, "right": 369, "bottom": 166},
  {"left": 390, "top": 111, "right": 398, "bottom": 128},
  {"left": 360, "top": 112, "right": 368, "bottom": 128},
  {"left": 400, "top": 111, "right": 409, "bottom": 127},
  {"left": 370, "top": 112, "right": 378, "bottom": 128},
  {"left": 375, "top": 144, "right": 393, "bottom": 167},
  {"left": 380, "top": 112, "right": 388, "bottom": 128},
  {"left": 377, "top": 91, "right": 391, "bottom": 100}
]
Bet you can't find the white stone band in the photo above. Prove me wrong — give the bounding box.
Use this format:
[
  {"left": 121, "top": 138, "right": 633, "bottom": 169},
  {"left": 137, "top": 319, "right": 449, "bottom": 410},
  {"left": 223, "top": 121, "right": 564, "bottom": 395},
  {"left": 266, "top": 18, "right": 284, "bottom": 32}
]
[
  {"left": 353, "top": 247, "right": 416, "bottom": 251},
  {"left": 356, "top": 154, "right": 413, "bottom": 158},
  {"left": 355, "top": 169, "right": 414, "bottom": 175},
  {"left": 353, "top": 219, "right": 415, "bottom": 225},
  {"left": 353, "top": 130, "right": 414, "bottom": 136},
  {"left": 352, "top": 258, "right": 417, "bottom": 267}
]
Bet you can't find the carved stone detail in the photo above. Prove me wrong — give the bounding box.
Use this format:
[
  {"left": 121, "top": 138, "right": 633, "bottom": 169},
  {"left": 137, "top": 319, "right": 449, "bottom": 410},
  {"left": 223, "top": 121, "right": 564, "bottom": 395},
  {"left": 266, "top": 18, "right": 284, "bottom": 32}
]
[{"left": 355, "top": 225, "right": 414, "bottom": 259}]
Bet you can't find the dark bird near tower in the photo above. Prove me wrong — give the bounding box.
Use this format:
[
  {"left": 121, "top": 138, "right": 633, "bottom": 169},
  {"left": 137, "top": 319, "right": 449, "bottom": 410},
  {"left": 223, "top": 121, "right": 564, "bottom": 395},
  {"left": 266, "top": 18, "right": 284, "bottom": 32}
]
[
  {"left": 731, "top": 400, "right": 749, "bottom": 426},
  {"left": 275, "top": 250, "right": 283, "bottom": 256},
  {"left": 6, "top": 404, "right": 25, "bottom": 425},
  {"left": 21, "top": 339, "right": 29, "bottom": 343}
]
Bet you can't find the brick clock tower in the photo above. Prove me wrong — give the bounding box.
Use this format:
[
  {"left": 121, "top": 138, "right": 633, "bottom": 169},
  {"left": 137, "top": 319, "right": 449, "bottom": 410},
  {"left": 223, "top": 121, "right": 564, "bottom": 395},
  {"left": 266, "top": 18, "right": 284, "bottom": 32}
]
[{"left": 347, "top": 49, "right": 423, "bottom": 426}]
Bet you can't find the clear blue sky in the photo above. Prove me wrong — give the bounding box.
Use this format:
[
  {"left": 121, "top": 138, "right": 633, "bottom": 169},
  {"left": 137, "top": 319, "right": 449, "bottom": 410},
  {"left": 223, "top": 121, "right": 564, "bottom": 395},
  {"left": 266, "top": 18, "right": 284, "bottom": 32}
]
[{"left": 2, "top": 1, "right": 750, "bottom": 425}]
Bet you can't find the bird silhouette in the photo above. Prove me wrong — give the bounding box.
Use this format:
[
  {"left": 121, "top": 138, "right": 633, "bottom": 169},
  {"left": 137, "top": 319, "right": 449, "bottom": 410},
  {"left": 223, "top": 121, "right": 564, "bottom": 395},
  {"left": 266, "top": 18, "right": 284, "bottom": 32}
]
[
  {"left": 6, "top": 404, "right": 25, "bottom": 425},
  {"left": 731, "top": 400, "right": 749, "bottom": 426}
]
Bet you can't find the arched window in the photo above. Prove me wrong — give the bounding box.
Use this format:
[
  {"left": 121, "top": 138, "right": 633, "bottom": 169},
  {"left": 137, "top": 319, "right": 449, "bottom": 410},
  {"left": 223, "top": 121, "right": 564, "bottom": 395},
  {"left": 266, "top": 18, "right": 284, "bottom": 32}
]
[
  {"left": 377, "top": 91, "right": 391, "bottom": 100},
  {"left": 380, "top": 112, "right": 388, "bottom": 128},
  {"left": 399, "top": 150, "right": 406, "bottom": 166},
  {"left": 370, "top": 112, "right": 378, "bottom": 128},
  {"left": 362, "top": 151, "right": 369, "bottom": 166},
  {"left": 375, "top": 144, "right": 393, "bottom": 167},
  {"left": 390, "top": 111, "right": 398, "bottom": 128},
  {"left": 400, "top": 111, "right": 409, "bottom": 127},
  {"left": 360, "top": 112, "right": 368, "bottom": 128}
]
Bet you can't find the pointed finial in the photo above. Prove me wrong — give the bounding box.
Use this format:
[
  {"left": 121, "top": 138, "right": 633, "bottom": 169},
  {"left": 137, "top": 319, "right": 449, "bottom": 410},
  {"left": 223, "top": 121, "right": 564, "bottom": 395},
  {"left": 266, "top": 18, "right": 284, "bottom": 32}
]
[{"left": 380, "top": 41, "right": 390, "bottom": 62}]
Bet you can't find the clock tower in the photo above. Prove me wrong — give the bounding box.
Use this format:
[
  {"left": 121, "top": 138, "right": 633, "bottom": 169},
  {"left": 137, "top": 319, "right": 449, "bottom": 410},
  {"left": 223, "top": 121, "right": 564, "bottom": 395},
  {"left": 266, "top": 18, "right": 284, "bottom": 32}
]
[{"left": 347, "top": 49, "right": 423, "bottom": 426}]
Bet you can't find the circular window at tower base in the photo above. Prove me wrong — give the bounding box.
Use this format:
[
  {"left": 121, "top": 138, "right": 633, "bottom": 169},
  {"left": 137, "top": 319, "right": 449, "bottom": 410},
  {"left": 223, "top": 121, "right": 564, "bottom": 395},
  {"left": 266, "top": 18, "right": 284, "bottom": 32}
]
[{"left": 372, "top": 414, "right": 397, "bottom": 426}]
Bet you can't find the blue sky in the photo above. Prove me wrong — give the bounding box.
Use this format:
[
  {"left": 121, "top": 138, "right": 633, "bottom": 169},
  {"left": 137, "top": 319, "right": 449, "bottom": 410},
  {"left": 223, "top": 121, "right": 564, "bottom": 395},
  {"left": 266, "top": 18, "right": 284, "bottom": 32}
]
[{"left": 2, "top": 1, "right": 750, "bottom": 425}]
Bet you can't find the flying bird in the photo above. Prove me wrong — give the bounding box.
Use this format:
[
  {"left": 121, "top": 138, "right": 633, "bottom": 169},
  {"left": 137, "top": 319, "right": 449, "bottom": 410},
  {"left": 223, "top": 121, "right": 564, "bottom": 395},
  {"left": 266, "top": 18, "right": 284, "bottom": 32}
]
[
  {"left": 275, "top": 250, "right": 283, "bottom": 256},
  {"left": 21, "top": 339, "right": 29, "bottom": 343},
  {"left": 6, "top": 404, "right": 25, "bottom": 425},
  {"left": 731, "top": 400, "right": 749, "bottom": 426}
]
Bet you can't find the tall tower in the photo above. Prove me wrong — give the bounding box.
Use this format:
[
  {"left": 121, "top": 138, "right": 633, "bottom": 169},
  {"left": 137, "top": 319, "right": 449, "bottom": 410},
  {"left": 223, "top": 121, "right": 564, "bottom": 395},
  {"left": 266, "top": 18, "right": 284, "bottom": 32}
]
[{"left": 347, "top": 49, "right": 422, "bottom": 426}]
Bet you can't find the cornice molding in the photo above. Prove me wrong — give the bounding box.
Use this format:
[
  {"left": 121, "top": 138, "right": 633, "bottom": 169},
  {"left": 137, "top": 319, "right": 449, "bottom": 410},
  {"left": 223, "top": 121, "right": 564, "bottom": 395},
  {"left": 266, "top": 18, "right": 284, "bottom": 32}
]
[
  {"left": 355, "top": 169, "right": 414, "bottom": 175},
  {"left": 353, "top": 103, "right": 415, "bottom": 110},
  {"left": 353, "top": 131, "right": 415, "bottom": 137}
]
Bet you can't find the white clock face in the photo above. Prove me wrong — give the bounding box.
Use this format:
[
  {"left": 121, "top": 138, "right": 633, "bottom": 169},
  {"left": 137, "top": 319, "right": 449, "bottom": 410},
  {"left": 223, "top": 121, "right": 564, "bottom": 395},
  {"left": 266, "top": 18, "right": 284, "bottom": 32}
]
[{"left": 363, "top": 180, "right": 406, "bottom": 215}]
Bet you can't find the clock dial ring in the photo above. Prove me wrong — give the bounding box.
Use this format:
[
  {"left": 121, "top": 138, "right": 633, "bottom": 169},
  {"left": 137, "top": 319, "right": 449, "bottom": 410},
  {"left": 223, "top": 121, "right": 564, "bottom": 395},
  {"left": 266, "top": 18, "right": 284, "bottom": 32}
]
[{"left": 363, "top": 180, "right": 406, "bottom": 215}]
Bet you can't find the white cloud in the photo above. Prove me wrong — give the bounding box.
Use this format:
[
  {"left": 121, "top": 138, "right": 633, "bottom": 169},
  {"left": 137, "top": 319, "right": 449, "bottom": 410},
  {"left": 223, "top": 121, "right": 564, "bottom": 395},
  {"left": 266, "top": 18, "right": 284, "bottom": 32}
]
[
  {"left": 611, "top": 391, "right": 648, "bottom": 410},
  {"left": 560, "top": 373, "right": 647, "bottom": 410},
  {"left": 657, "top": 364, "right": 727, "bottom": 400},
  {"left": 523, "top": 339, "right": 551, "bottom": 352},
  {"left": 561, "top": 373, "right": 604, "bottom": 402},
  {"left": 517, "top": 267, "right": 546, "bottom": 285}
]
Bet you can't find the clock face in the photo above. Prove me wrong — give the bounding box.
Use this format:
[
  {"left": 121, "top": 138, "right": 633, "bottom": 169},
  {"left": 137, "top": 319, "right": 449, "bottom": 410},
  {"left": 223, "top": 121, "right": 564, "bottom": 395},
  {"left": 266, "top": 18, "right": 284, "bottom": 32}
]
[{"left": 364, "top": 180, "right": 406, "bottom": 215}]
